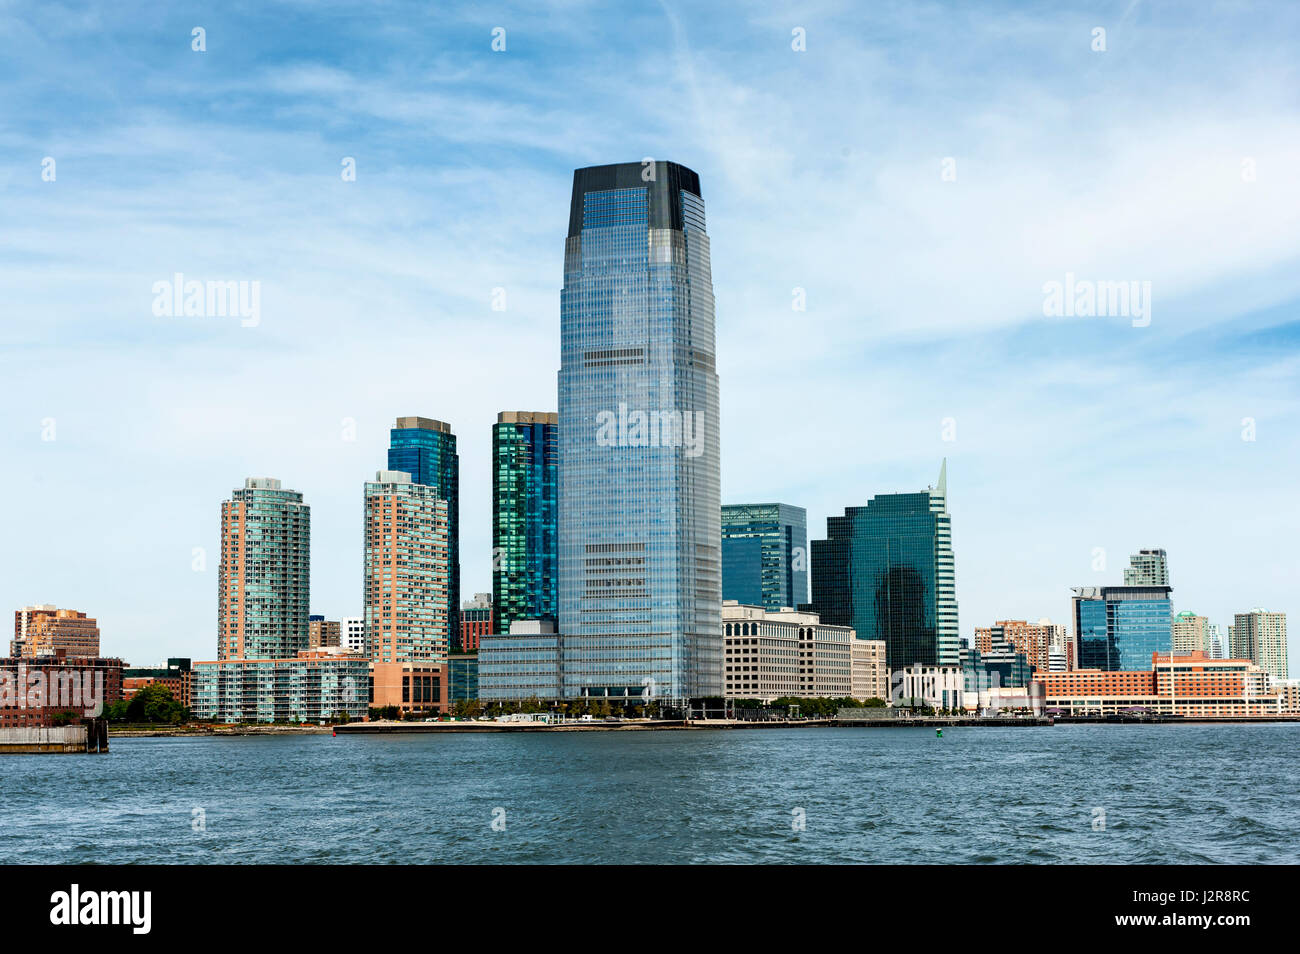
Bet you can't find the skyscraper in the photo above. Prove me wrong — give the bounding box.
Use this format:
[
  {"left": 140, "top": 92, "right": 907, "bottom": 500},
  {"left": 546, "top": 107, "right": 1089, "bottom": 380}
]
[
  {"left": 363, "top": 471, "right": 450, "bottom": 663},
  {"left": 388, "top": 416, "right": 460, "bottom": 635},
  {"left": 1230, "top": 609, "right": 1288, "bottom": 681},
  {"left": 557, "top": 161, "right": 721, "bottom": 701},
  {"left": 217, "top": 477, "right": 310, "bottom": 660},
  {"left": 721, "top": 503, "right": 808, "bottom": 611},
  {"left": 810, "top": 462, "right": 958, "bottom": 670},
  {"left": 1071, "top": 584, "right": 1172, "bottom": 671},
  {"left": 1124, "top": 548, "right": 1170, "bottom": 586},
  {"left": 493, "top": 411, "right": 558, "bottom": 635}
]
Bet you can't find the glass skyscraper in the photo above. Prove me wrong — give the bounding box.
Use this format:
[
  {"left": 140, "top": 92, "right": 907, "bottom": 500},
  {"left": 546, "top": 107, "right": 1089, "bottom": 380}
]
[
  {"left": 810, "top": 462, "right": 958, "bottom": 670},
  {"left": 388, "top": 416, "right": 459, "bottom": 634},
  {"left": 721, "top": 503, "right": 808, "bottom": 610},
  {"left": 557, "top": 161, "right": 721, "bottom": 700},
  {"left": 1072, "top": 585, "right": 1173, "bottom": 671},
  {"left": 493, "top": 411, "right": 558, "bottom": 635}
]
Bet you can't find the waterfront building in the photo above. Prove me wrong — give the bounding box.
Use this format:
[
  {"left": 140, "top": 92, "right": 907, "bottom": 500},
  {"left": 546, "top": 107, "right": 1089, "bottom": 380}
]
[
  {"left": 448, "top": 652, "right": 479, "bottom": 704},
  {"left": 1230, "top": 609, "right": 1288, "bottom": 682},
  {"left": 557, "top": 161, "right": 721, "bottom": 701},
  {"left": 1041, "top": 651, "right": 1281, "bottom": 717},
  {"left": 1123, "top": 548, "right": 1170, "bottom": 586},
  {"left": 308, "top": 616, "right": 341, "bottom": 649},
  {"left": 721, "top": 503, "right": 808, "bottom": 611},
  {"left": 191, "top": 652, "right": 369, "bottom": 723},
  {"left": 851, "top": 638, "right": 889, "bottom": 703},
  {"left": 217, "top": 478, "right": 310, "bottom": 660},
  {"left": 1071, "top": 584, "right": 1172, "bottom": 672},
  {"left": 810, "top": 462, "right": 958, "bottom": 669},
  {"left": 960, "top": 645, "right": 1032, "bottom": 693},
  {"left": 341, "top": 616, "right": 365, "bottom": 655},
  {"left": 493, "top": 411, "right": 558, "bottom": 636},
  {"left": 1171, "top": 611, "right": 1211, "bottom": 656},
  {"left": 892, "top": 664, "right": 964, "bottom": 710},
  {"left": 721, "top": 602, "right": 854, "bottom": 701},
  {"left": 121, "top": 658, "right": 192, "bottom": 709},
  {"left": 973, "top": 618, "right": 1068, "bottom": 674},
  {"left": 1208, "top": 623, "right": 1227, "bottom": 660},
  {"left": 11, "top": 605, "right": 100, "bottom": 658},
  {"left": 370, "top": 661, "right": 447, "bottom": 718},
  {"left": 363, "top": 471, "right": 450, "bottom": 664},
  {"left": 388, "top": 416, "right": 460, "bottom": 636},
  {"left": 0, "top": 656, "right": 123, "bottom": 727},
  {"left": 460, "top": 593, "right": 493, "bottom": 653},
  {"left": 478, "top": 620, "right": 562, "bottom": 702}
]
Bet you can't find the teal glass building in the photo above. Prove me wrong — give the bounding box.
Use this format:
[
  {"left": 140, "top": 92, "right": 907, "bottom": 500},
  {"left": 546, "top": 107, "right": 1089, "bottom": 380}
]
[
  {"left": 721, "top": 503, "right": 807, "bottom": 610},
  {"left": 388, "top": 416, "right": 459, "bottom": 634},
  {"left": 557, "top": 161, "right": 722, "bottom": 700},
  {"left": 1072, "top": 585, "right": 1173, "bottom": 671},
  {"left": 493, "top": 411, "right": 558, "bottom": 635},
  {"left": 810, "top": 462, "right": 958, "bottom": 670}
]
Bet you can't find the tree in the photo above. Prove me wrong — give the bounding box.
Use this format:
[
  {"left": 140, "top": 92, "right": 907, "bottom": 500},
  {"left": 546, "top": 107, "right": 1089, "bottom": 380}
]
[{"left": 112, "top": 683, "right": 188, "bottom": 724}]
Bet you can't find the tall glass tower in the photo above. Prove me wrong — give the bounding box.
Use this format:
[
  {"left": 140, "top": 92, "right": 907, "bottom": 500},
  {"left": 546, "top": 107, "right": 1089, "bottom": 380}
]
[
  {"left": 557, "top": 161, "right": 721, "bottom": 700},
  {"left": 493, "top": 411, "right": 559, "bottom": 635},
  {"left": 810, "top": 462, "right": 958, "bottom": 670},
  {"left": 388, "top": 416, "right": 459, "bottom": 635},
  {"left": 1072, "top": 585, "right": 1173, "bottom": 671},
  {"left": 721, "top": 503, "right": 808, "bottom": 610}
]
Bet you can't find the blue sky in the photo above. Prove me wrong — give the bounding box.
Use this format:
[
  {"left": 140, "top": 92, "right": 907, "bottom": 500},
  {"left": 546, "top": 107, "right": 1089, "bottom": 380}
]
[{"left": 2, "top": 0, "right": 1298, "bottom": 673}]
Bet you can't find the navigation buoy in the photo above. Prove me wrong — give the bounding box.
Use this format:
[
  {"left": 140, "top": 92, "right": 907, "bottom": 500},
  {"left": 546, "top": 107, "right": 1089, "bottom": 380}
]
[{"left": 936, "top": 727, "right": 943, "bottom": 737}]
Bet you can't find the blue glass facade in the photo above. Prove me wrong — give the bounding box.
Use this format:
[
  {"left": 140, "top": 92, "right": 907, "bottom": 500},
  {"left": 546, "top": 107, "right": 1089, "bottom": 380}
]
[
  {"left": 810, "top": 463, "right": 958, "bottom": 670},
  {"left": 1073, "top": 585, "right": 1173, "bottom": 671},
  {"left": 721, "top": 503, "right": 808, "bottom": 610},
  {"left": 493, "top": 412, "right": 558, "bottom": 635},
  {"left": 557, "top": 162, "right": 721, "bottom": 700},
  {"left": 388, "top": 417, "right": 459, "bottom": 634}
]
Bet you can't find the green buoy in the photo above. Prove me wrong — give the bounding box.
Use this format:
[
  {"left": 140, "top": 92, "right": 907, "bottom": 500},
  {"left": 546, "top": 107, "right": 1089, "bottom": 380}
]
[{"left": 936, "top": 727, "right": 943, "bottom": 737}]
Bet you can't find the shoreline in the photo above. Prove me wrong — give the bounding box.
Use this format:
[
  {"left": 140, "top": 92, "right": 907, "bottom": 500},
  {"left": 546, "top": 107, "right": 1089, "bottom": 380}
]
[{"left": 106, "top": 715, "right": 1300, "bottom": 738}]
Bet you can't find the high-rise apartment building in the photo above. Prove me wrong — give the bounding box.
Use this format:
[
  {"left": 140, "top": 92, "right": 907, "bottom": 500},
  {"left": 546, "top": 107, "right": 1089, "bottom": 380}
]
[
  {"left": 388, "top": 417, "right": 460, "bottom": 636},
  {"left": 363, "top": 471, "right": 450, "bottom": 664},
  {"left": 973, "top": 618, "right": 1068, "bottom": 674},
  {"left": 810, "top": 462, "right": 958, "bottom": 670},
  {"left": 217, "top": 478, "right": 310, "bottom": 660},
  {"left": 1231, "top": 609, "right": 1288, "bottom": 681},
  {"left": 308, "top": 615, "right": 341, "bottom": 649},
  {"left": 1071, "top": 584, "right": 1172, "bottom": 672},
  {"left": 557, "top": 161, "right": 721, "bottom": 700},
  {"left": 11, "top": 605, "right": 100, "bottom": 658},
  {"left": 493, "top": 411, "right": 558, "bottom": 635},
  {"left": 460, "top": 593, "right": 493, "bottom": 652},
  {"left": 721, "top": 503, "right": 808, "bottom": 611},
  {"left": 1171, "top": 611, "right": 1211, "bottom": 656},
  {"left": 1123, "top": 548, "right": 1170, "bottom": 586}
]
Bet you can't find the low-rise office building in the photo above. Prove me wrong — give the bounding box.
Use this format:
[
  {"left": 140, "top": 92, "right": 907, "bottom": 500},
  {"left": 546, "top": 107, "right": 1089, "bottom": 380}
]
[
  {"left": 122, "top": 657, "right": 193, "bottom": 708},
  {"left": 478, "top": 620, "right": 562, "bottom": 701},
  {"left": 0, "top": 655, "right": 123, "bottom": 727},
  {"left": 448, "top": 653, "right": 478, "bottom": 703},
  {"left": 850, "top": 638, "right": 889, "bottom": 702},
  {"left": 722, "top": 602, "right": 853, "bottom": 701},
  {"left": 371, "top": 661, "right": 447, "bottom": 718},
  {"left": 892, "top": 664, "right": 964, "bottom": 710}
]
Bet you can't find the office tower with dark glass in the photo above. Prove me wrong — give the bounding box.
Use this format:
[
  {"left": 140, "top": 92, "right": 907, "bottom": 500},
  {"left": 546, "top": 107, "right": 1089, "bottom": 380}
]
[
  {"left": 810, "top": 462, "right": 958, "bottom": 670},
  {"left": 557, "top": 161, "right": 722, "bottom": 700},
  {"left": 493, "top": 411, "right": 559, "bottom": 636},
  {"left": 721, "top": 503, "right": 808, "bottom": 611},
  {"left": 1071, "top": 584, "right": 1173, "bottom": 671},
  {"left": 388, "top": 416, "right": 460, "bottom": 634}
]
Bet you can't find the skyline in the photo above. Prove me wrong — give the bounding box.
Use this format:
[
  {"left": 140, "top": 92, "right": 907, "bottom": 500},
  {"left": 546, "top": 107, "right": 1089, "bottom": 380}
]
[{"left": 3, "top": 2, "right": 1299, "bottom": 670}]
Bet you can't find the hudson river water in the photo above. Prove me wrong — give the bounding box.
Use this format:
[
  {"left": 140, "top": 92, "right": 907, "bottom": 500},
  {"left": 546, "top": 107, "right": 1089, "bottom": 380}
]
[{"left": 2, "top": 724, "right": 1296, "bottom": 863}]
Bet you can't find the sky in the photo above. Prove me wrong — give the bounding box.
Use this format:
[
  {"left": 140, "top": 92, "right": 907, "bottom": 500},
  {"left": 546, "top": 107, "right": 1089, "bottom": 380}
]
[{"left": 1, "top": 0, "right": 1297, "bottom": 674}]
